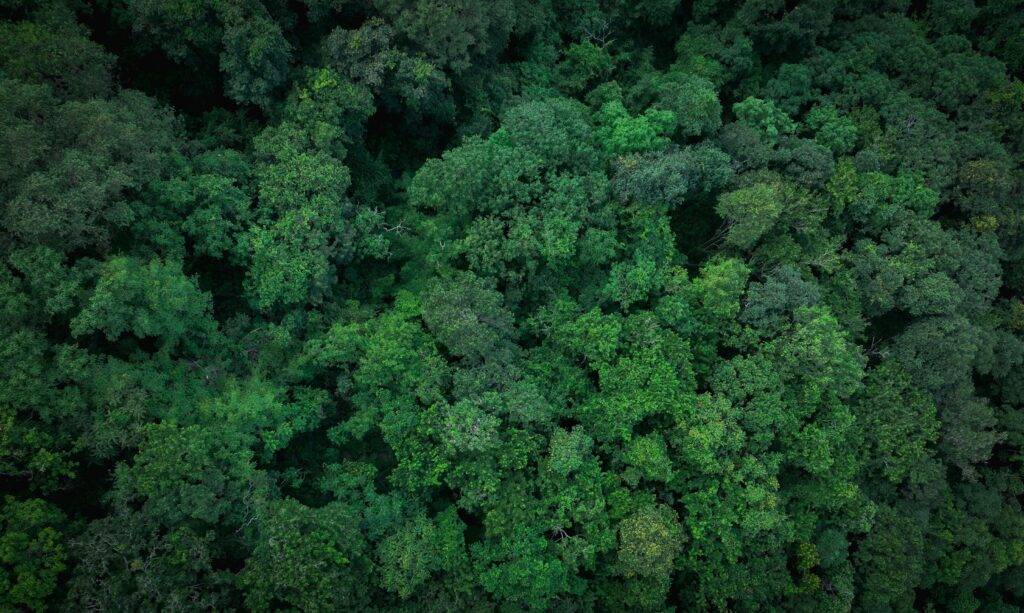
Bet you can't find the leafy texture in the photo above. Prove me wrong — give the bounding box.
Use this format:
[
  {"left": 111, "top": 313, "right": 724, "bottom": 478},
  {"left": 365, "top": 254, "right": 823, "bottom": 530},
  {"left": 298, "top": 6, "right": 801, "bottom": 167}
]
[{"left": 1, "top": 1, "right": 1023, "bottom": 610}]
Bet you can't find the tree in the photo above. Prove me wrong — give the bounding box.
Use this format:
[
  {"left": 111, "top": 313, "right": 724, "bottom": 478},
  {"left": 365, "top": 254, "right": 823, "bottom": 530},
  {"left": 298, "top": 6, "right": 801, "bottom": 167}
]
[
  {"left": 71, "top": 257, "right": 216, "bottom": 349},
  {"left": 65, "top": 511, "right": 229, "bottom": 611},
  {"left": 1, "top": 86, "right": 182, "bottom": 252},
  {"left": 370, "top": 0, "right": 517, "bottom": 74},
  {"left": 2, "top": 1, "right": 1024, "bottom": 609},
  {"left": 611, "top": 503, "right": 683, "bottom": 608},
  {"left": 241, "top": 69, "right": 383, "bottom": 311},
  {"left": 376, "top": 508, "right": 467, "bottom": 599},
  {"left": 0, "top": 496, "right": 68, "bottom": 612},
  {"left": 638, "top": 71, "right": 723, "bottom": 138},
  {"left": 218, "top": 4, "right": 292, "bottom": 108},
  {"left": 109, "top": 422, "right": 267, "bottom": 527},
  {"left": 239, "top": 499, "right": 373, "bottom": 610},
  {"left": 613, "top": 145, "right": 733, "bottom": 209},
  {"left": 421, "top": 272, "right": 515, "bottom": 363},
  {"left": 0, "top": 18, "right": 113, "bottom": 100},
  {"left": 594, "top": 99, "right": 675, "bottom": 155},
  {"left": 854, "top": 361, "right": 941, "bottom": 487},
  {"left": 716, "top": 183, "right": 783, "bottom": 249}
]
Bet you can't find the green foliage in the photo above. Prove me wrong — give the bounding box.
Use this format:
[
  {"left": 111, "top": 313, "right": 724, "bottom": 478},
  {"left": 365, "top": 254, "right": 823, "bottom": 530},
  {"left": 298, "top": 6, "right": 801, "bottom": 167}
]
[
  {"left": 614, "top": 144, "right": 733, "bottom": 208},
  {"left": 560, "top": 41, "right": 614, "bottom": 93},
  {"left": 71, "top": 257, "right": 215, "bottom": 347},
  {"left": 219, "top": 4, "right": 292, "bottom": 108},
  {"left": 110, "top": 422, "right": 266, "bottom": 526},
  {"left": 639, "top": 71, "right": 723, "bottom": 138},
  {"left": 716, "top": 183, "right": 783, "bottom": 248},
  {"left": 2, "top": 1, "right": 1023, "bottom": 610},
  {"left": 1, "top": 84, "right": 182, "bottom": 251},
  {"left": 66, "top": 511, "right": 229, "bottom": 611},
  {"left": 0, "top": 18, "right": 113, "bottom": 100},
  {"left": 239, "top": 499, "right": 371, "bottom": 610},
  {"left": 616, "top": 502, "right": 682, "bottom": 585},
  {"left": 733, "top": 96, "right": 796, "bottom": 144},
  {"left": 0, "top": 496, "right": 68, "bottom": 611},
  {"left": 805, "top": 104, "right": 858, "bottom": 155},
  {"left": 855, "top": 361, "right": 940, "bottom": 486},
  {"left": 421, "top": 272, "right": 515, "bottom": 362},
  {"left": 595, "top": 99, "right": 676, "bottom": 154},
  {"left": 376, "top": 508, "right": 467, "bottom": 598}
]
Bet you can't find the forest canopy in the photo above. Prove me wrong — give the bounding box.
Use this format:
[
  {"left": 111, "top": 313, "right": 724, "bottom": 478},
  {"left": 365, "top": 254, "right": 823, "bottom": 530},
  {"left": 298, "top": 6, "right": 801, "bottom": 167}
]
[{"left": 2, "top": 0, "right": 1024, "bottom": 610}]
